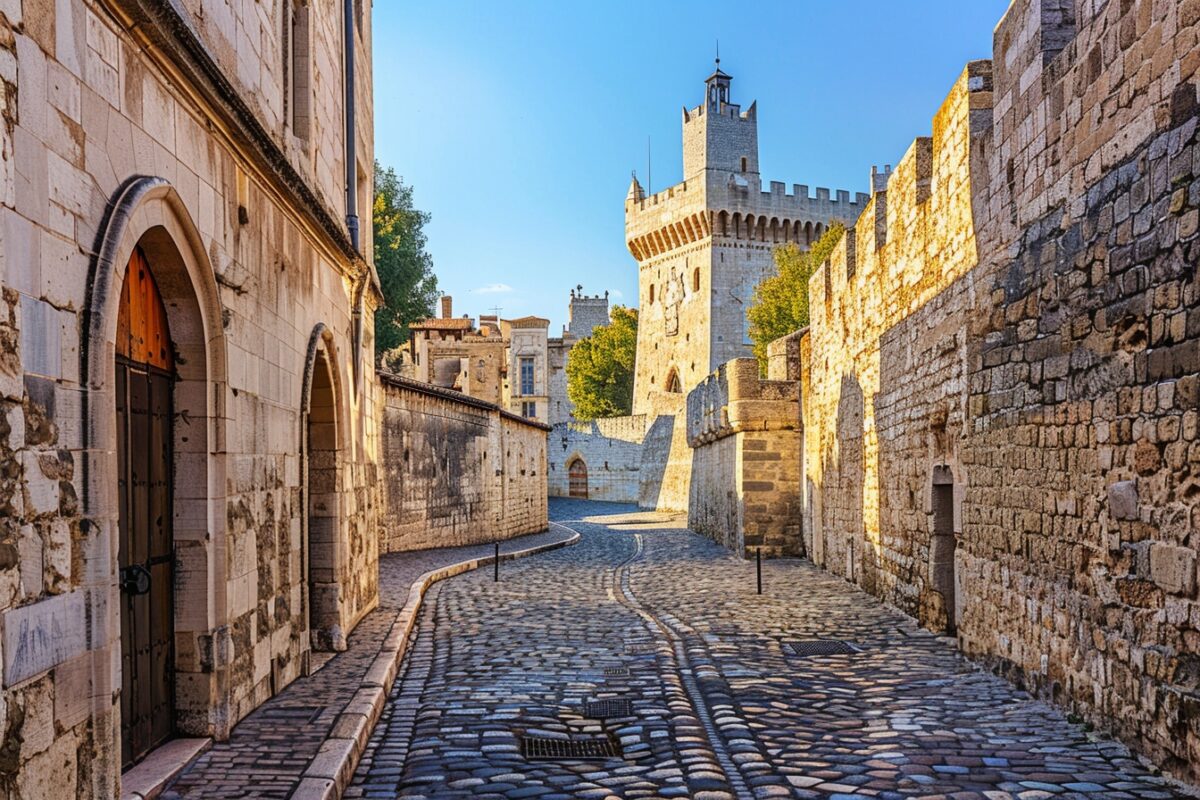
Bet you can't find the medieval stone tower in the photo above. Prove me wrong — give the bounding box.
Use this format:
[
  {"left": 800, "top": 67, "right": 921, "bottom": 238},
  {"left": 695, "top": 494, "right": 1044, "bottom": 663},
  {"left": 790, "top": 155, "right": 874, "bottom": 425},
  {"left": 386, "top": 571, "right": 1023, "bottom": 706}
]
[{"left": 625, "top": 61, "right": 868, "bottom": 414}]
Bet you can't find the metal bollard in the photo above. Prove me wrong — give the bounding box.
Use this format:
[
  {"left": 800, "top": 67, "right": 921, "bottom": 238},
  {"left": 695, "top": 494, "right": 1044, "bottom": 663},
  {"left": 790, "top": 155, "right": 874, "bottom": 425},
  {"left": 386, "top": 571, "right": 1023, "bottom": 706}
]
[
  {"left": 494, "top": 541, "right": 500, "bottom": 582},
  {"left": 756, "top": 547, "right": 762, "bottom": 595}
]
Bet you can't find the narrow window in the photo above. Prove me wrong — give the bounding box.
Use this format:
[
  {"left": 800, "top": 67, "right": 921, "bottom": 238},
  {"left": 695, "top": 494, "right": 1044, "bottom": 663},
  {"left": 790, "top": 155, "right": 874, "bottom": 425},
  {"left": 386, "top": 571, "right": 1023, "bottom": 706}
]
[
  {"left": 519, "top": 357, "right": 535, "bottom": 395},
  {"left": 692, "top": 268, "right": 700, "bottom": 293},
  {"left": 649, "top": 284, "right": 655, "bottom": 304},
  {"left": 740, "top": 157, "right": 747, "bottom": 172},
  {"left": 522, "top": 401, "right": 537, "bottom": 419},
  {"left": 284, "top": 0, "right": 312, "bottom": 140}
]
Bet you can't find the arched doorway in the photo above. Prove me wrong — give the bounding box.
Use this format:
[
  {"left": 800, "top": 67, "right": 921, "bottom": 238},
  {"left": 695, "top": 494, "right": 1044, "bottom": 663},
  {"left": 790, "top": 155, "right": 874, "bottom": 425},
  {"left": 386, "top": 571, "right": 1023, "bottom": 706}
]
[
  {"left": 568, "top": 458, "right": 589, "bottom": 499},
  {"left": 302, "top": 329, "right": 344, "bottom": 652},
  {"left": 930, "top": 466, "right": 957, "bottom": 632},
  {"left": 116, "top": 246, "right": 176, "bottom": 767},
  {"left": 664, "top": 368, "right": 682, "bottom": 394}
]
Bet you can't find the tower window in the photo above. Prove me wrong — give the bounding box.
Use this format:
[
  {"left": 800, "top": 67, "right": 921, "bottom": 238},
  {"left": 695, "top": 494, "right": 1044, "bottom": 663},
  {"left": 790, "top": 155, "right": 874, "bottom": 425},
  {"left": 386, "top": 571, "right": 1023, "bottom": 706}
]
[
  {"left": 649, "top": 284, "right": 655, "bottom": 304},
  {"left": 741, "top": 157, "right": 747, "bottom": 172},
  {"left": 693, "top": 268, "right": 700, "bottom": 292}
]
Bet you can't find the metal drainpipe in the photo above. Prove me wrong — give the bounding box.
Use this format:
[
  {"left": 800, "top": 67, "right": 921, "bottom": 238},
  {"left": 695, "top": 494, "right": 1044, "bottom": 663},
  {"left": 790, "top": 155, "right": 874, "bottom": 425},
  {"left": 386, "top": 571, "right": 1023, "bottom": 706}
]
[{"left": 345, "top": 0, "right": 365, "bottom": 390}]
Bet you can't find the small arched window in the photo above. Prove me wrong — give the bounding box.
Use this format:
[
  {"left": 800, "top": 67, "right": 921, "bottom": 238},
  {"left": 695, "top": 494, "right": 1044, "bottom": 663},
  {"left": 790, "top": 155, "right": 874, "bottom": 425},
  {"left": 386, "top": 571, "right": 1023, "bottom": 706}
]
[
  {"left": 649, "top": 284, "right": 655, "bottom": 304},
  {"left": 692, "top": 268, "right": 700, "bottom": 292},
  {"left": 665, "top": 369, "right": 682, "bottom": 393}
]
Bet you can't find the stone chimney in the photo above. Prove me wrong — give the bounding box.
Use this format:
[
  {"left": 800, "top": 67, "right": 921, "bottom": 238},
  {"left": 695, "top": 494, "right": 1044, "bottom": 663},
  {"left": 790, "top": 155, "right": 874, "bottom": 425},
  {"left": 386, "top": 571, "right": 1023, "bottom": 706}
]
[{"left": 441, "top": 296, "right": 452, "bottom": 319}]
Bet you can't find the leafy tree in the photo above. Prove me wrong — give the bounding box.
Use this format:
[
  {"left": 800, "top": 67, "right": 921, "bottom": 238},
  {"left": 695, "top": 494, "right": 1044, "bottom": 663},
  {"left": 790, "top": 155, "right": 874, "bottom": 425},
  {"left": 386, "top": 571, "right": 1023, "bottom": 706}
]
[
  {"left": 566, "top": 306, "right": 638, "bottom": 420},
  {"left": 747, "top": 222, "right": 845, "bottom": 371},
  {"left": 373, "top": 162, "right": 438, "bottom": 368}
]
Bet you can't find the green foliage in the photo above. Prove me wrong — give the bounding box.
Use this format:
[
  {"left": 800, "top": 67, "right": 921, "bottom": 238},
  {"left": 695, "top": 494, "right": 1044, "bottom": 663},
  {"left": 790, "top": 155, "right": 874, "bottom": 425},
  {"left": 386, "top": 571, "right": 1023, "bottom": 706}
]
[
  {"left": 747, "top": 222, "right": 845, "bottom": 371},
  {"left": 565, "top": 306, "right": 638, "bottom": 421},
  {"left": 373, "top": 161, "right": 439, "bottom": 368}
]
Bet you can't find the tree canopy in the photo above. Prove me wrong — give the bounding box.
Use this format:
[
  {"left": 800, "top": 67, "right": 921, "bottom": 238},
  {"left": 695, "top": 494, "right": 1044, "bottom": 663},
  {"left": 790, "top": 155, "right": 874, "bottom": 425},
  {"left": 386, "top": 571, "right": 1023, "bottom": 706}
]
[
  {"left": 746, "top": 222, "right": 845, "bottom": 371},
  {"left": 373, "top": 162, "right": 438, "bottom": 369},
  {"left": 565, "top": 306, "right": 638, "bottom": 421}
]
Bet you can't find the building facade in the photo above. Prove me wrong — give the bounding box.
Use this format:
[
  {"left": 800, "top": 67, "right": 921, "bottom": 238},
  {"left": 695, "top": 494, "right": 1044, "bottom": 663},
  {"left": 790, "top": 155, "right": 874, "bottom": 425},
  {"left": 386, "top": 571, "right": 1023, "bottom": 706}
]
[
  {"left": 547, "top": 288, "right": 610, "bottom": 426},
  {"left": 624, "top": 64, "right": 867, "bottom": 414},
  {"left": 0, "top": 0, "right": 381, "bottom": 794}
]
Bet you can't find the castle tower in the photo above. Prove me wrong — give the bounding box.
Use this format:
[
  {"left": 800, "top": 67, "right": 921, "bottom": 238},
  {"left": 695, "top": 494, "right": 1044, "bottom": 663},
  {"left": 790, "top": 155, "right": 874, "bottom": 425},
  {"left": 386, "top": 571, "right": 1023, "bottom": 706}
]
[{"left": 624, "top": 61, "right": 869, "bottom": 415}]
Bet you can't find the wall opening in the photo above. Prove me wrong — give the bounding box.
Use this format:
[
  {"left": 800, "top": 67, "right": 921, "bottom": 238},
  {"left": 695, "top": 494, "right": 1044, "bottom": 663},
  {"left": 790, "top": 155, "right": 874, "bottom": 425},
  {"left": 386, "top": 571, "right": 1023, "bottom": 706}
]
[
  {"left": 116, "top": 246, "right": 177, "bottom": 768},
  {"left": 930, "top": 467, "right": 957, "bottom": 633},
  {"left": 568, "top": 458, "right": 589, "bottom": 499},
  {"left": 305, "top": 342, "right": 342, "bottom": 651}
]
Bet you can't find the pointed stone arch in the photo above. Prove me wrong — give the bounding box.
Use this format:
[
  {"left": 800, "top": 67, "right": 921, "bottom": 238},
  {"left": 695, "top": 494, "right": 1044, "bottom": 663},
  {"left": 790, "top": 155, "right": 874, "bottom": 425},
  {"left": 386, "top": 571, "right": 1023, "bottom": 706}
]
[
  {"left": 81, "top": 177, "right": 232, "bottom": 760},
  {"left": 300, "top": 324, "right": 350, "bottom": 652}
]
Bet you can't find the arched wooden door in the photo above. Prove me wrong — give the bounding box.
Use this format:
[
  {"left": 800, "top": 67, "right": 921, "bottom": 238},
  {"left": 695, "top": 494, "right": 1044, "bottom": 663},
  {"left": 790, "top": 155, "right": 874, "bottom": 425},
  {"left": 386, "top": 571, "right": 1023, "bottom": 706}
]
[
  {"left": 116, "top": 246, "right": 176, "bottom": 767},
  {"left": 568, "top": 458, "right": 588, "bottom": 499}
]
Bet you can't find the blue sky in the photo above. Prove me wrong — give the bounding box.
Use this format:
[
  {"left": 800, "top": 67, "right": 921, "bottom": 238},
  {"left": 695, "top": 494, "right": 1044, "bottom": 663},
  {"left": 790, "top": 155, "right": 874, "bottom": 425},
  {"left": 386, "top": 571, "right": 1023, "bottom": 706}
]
[{"left": 373, "top": 1, "right": 1013, "bottom": 333}]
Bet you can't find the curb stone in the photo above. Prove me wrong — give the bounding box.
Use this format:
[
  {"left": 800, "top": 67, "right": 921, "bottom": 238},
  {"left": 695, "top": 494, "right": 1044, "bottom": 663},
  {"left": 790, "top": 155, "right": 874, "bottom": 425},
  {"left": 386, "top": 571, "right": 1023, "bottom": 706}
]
[{"left": 288, "top": 528, "right": 581, "bottom": 800}]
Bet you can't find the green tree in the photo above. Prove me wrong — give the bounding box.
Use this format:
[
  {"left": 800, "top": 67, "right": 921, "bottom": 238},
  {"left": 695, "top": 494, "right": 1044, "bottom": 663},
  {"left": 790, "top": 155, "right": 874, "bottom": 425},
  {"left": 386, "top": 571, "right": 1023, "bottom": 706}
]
[
  {"left": 566, "top": 306, "right": 638, "bottom": 420},
  {"left": 373, "top": 162, "right": 438, "bottom": 368},
  {"left": 747, "top": 222, "right": 845, "bottom": 371}
]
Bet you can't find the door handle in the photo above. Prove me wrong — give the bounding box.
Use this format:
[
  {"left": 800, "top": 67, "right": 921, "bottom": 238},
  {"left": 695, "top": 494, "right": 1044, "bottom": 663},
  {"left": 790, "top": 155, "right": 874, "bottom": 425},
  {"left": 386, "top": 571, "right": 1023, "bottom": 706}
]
[{"left": 120, "top": 565, "right": 151, "bottom": 595}]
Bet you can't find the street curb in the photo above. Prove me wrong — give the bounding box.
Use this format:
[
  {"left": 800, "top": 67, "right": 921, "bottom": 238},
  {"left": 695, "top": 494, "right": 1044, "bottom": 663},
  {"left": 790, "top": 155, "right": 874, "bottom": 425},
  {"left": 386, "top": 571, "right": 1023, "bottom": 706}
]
[{"left": 289, "top": 529, "right": 581, "bottom": 800}]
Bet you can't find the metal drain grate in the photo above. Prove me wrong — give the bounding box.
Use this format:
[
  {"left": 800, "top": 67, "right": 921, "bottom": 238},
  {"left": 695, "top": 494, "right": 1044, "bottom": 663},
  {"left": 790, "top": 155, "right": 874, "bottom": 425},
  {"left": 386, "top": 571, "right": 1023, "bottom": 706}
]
[
  {"left": 602, "top": 666, "right": 630, "bottom": 677},
  {"left": 782, "top": 640, "right": 858, "bottom": 657},
  {"left": 625, "top": 644, "right": 656, "bottom": 655},
  {"left": 584, "top": 698, "right": 633, "bottom": 718},
  {"left": 520, "top": 734, "right": 622, "bottom": 761}
]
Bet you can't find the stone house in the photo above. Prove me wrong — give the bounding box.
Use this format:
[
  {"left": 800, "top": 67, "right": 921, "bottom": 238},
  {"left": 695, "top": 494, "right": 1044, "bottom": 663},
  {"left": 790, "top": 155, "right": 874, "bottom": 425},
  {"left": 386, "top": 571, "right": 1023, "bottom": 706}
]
[{"left": 0, "top": 0, "right": 381, "bottom": 795}]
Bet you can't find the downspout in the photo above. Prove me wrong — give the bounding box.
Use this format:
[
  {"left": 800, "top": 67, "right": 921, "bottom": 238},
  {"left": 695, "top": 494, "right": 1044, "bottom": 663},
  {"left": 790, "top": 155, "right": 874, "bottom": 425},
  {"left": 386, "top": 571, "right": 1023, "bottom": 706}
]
[{"left": 344, "top": 0, "right": 366, "bottom": 392}]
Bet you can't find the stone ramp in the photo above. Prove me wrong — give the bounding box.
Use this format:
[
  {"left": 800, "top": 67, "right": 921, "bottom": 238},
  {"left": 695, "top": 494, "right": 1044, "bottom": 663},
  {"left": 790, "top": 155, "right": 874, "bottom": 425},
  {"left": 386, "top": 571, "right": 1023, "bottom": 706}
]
[{"left": 156, "top": 528, "right": 576, "bottom": 800}]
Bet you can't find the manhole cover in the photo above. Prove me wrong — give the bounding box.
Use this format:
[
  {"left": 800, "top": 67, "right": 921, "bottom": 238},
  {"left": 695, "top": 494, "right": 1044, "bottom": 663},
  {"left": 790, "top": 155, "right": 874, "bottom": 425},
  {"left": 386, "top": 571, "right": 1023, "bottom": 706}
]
[
  {"left": 584, "top": 698, "right": 633, "bottom": 718},
  {"left": 257, "top": 705, "right": 324, "bottom": 723},
  {"left": 782, "top": 640, "right": 858, "bottom": 657},
  {"left": 625, "top": 644, "right": 655, "bottom": 654},
  {"left": 520, "top": 734, "right": 622, "bottom": 761},
  {"left": 603, "top": 666, "right": 630, "bottom": 677}
]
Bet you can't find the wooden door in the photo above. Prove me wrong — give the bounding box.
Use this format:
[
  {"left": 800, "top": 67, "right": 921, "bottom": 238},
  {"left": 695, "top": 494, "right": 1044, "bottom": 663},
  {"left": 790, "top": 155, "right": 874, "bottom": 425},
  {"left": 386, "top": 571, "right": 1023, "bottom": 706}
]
[
  {"left": 568, "top": 459, "right": 588, "bottom": 499},
  {"left": 117, "top": 248, "right": 176, "bottom": 767}
]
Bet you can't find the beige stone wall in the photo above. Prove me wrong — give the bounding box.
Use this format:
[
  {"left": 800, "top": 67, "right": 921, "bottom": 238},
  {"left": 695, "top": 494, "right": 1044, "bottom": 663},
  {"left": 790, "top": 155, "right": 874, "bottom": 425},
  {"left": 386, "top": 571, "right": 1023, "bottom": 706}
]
[
  {"left": 379, "top": 375, "right": 548, "bottom": 553},
  {"left": 687, "top": 358, "right": 803, "bottom": 557},
  {"left": 803, "top": 0, "right": 1200, "bottom": 782},
  {"left": 548, "top": 415, "right": 650, "bottom": 503},
  {"left": 0, "top": 0, "right": 378, "bottom": 794}
]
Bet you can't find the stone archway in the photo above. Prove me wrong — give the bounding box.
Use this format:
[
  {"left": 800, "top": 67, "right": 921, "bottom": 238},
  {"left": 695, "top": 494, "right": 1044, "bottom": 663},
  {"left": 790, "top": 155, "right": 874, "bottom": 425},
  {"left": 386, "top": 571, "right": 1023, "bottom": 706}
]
[
  {"left": 568, "top": 457, "right": 589, "bottom": 499},
  {"left": 300, "top": 325, "right": 347, "bottom": 652},
  {"left": 82, "top": 178, "right": 231, "bottom": 769}
]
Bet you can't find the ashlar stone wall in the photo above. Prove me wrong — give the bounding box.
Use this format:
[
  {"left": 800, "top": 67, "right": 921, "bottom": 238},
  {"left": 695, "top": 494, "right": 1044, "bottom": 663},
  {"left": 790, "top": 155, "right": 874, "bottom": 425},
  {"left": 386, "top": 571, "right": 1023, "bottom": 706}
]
[
  {"left": 379, "top": 375, "right": 548, "bottom": 553},
  {"left": 687, "top": 358, "right": 803, "bottom": 558}
]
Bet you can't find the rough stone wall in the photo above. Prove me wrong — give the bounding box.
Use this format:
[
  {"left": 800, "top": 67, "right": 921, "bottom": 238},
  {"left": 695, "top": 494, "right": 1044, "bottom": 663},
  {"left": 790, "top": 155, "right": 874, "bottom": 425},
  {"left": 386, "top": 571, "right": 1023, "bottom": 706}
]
[
  {"left": 805, "top": 61, "right": 990, "bottom": 613},
  {"left": 0, "top": 0, "right": 378, "bottom": 795},
  {"left": 379, "top": 375, "right": 548, "bottom": 553},
  {"left": 548, "top": 415, "right": 650, "bottom": 503},
  {"left": 960, "top": 0, "right": 1200, "bottom": 781},
  {"left": 547, "top": 338, "right": 572, "bottom": 426},
  {"left": 687, "top": 358, "right": 803, "bottom": 558},
  {"left": 804, "top": 0, "right": 1200, "bottom": 783},
  {"left": 637, "top": 392, "right": 691, "bottom": 511}
]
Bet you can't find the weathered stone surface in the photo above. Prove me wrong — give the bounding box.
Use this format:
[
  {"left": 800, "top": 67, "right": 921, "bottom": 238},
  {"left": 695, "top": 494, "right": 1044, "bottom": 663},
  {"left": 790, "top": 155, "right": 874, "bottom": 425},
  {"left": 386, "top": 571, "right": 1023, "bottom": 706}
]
[
  {"left": 2, "top": 590, "right": 86, "bottom": 686},
  {"left": 1108, "top": 480, "right": 1140, "bottom": 521}
]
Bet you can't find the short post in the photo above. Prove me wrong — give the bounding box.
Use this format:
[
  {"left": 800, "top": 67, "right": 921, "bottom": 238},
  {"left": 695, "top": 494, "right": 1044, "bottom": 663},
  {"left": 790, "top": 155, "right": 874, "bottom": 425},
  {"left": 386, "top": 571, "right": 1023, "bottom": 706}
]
[
  {"left": 756, "top": 547, "right": 762, "bottom": 595},
  {"left": 494, "top": 541, "right": 500, "bottom": 582}
]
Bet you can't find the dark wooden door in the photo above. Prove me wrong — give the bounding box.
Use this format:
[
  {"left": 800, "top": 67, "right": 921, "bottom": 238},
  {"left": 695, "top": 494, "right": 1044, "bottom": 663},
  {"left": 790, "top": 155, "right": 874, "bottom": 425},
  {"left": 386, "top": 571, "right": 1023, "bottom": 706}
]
[
  {"left": 568, "top": 460, "right": 588, "bottom": 499},
  {"left": 117, "top": 248, "right": 175, "bottom": 768}
]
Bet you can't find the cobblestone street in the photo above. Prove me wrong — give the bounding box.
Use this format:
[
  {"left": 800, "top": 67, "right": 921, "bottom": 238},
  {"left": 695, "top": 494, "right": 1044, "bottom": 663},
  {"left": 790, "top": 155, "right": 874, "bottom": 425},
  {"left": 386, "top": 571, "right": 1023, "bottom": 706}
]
[{"left": 347, "top": 499, "right": 1188, "bottom": 800}]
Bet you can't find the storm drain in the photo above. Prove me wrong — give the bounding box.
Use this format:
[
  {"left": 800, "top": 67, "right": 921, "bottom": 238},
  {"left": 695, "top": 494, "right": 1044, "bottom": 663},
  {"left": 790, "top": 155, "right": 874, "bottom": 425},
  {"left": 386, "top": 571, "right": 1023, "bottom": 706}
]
[
  {"left": 584, "top": 698, "right": 633, "bottom": 718},
  {"left": 602, "top": 666, "right": 630, "bottom": 677},
  {"left": 625, "top": 643, "right": 656, "bottom": 654},
  {"left": 520, "top": 734, "right": 622, "bottom": 761},
  {"left": 782, "top": 640, "right": 859, "bottom": 657}
]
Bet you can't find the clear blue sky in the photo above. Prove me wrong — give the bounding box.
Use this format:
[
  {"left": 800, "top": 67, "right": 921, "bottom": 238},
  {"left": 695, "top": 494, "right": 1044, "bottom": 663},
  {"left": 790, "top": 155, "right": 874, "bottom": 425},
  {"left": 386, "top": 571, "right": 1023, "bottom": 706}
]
[{"left": 373, "top": 1, "right": 1012, "bottom": 332}]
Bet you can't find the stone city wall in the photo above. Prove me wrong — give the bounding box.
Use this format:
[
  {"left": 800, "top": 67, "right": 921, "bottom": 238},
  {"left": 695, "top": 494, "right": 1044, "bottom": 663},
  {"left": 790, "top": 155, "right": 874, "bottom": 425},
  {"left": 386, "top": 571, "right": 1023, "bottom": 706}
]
[
  {"left": 804, "top": 0, "right": 1200, "bottom": 783},
  {"left": 549, "top": 415, "right": 650, "bottom": 504},
  {"left": 0, "top": 0, "right": 378, "bottom": 795},
  {"left": 686, "top": 358, "right": 803, "bottom": 558},
  {"left": 379, "top": 374, "right": 548, "bottom": 553}
]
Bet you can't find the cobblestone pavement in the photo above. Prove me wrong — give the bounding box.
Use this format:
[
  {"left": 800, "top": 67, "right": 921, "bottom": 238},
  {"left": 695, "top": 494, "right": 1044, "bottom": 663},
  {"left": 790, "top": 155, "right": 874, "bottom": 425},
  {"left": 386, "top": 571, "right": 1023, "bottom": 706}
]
[
  {"left": 162, "top": 528, "right": 573, "bottom": 799},
  {"left": 348, "top": 498, "right": 1191, "bottom": 800}
]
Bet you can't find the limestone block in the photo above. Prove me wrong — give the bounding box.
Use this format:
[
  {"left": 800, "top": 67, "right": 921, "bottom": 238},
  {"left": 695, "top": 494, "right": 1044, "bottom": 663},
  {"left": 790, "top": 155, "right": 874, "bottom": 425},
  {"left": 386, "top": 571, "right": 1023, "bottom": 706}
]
[
  {"left": 21, "top": 451, "right": 60, "bottom": 515},
  {"left": 1108, "top": 480, "right": 1139, "bottom": 521},
  {"left": 18, "top": 524, "right": 42, "bottom": 596},
  {"left": 2, "top": 590, "right": 87, "bottom": 685},
  {"left": 1149, "top": 544, "right": 1197, "bottom": 597}
]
